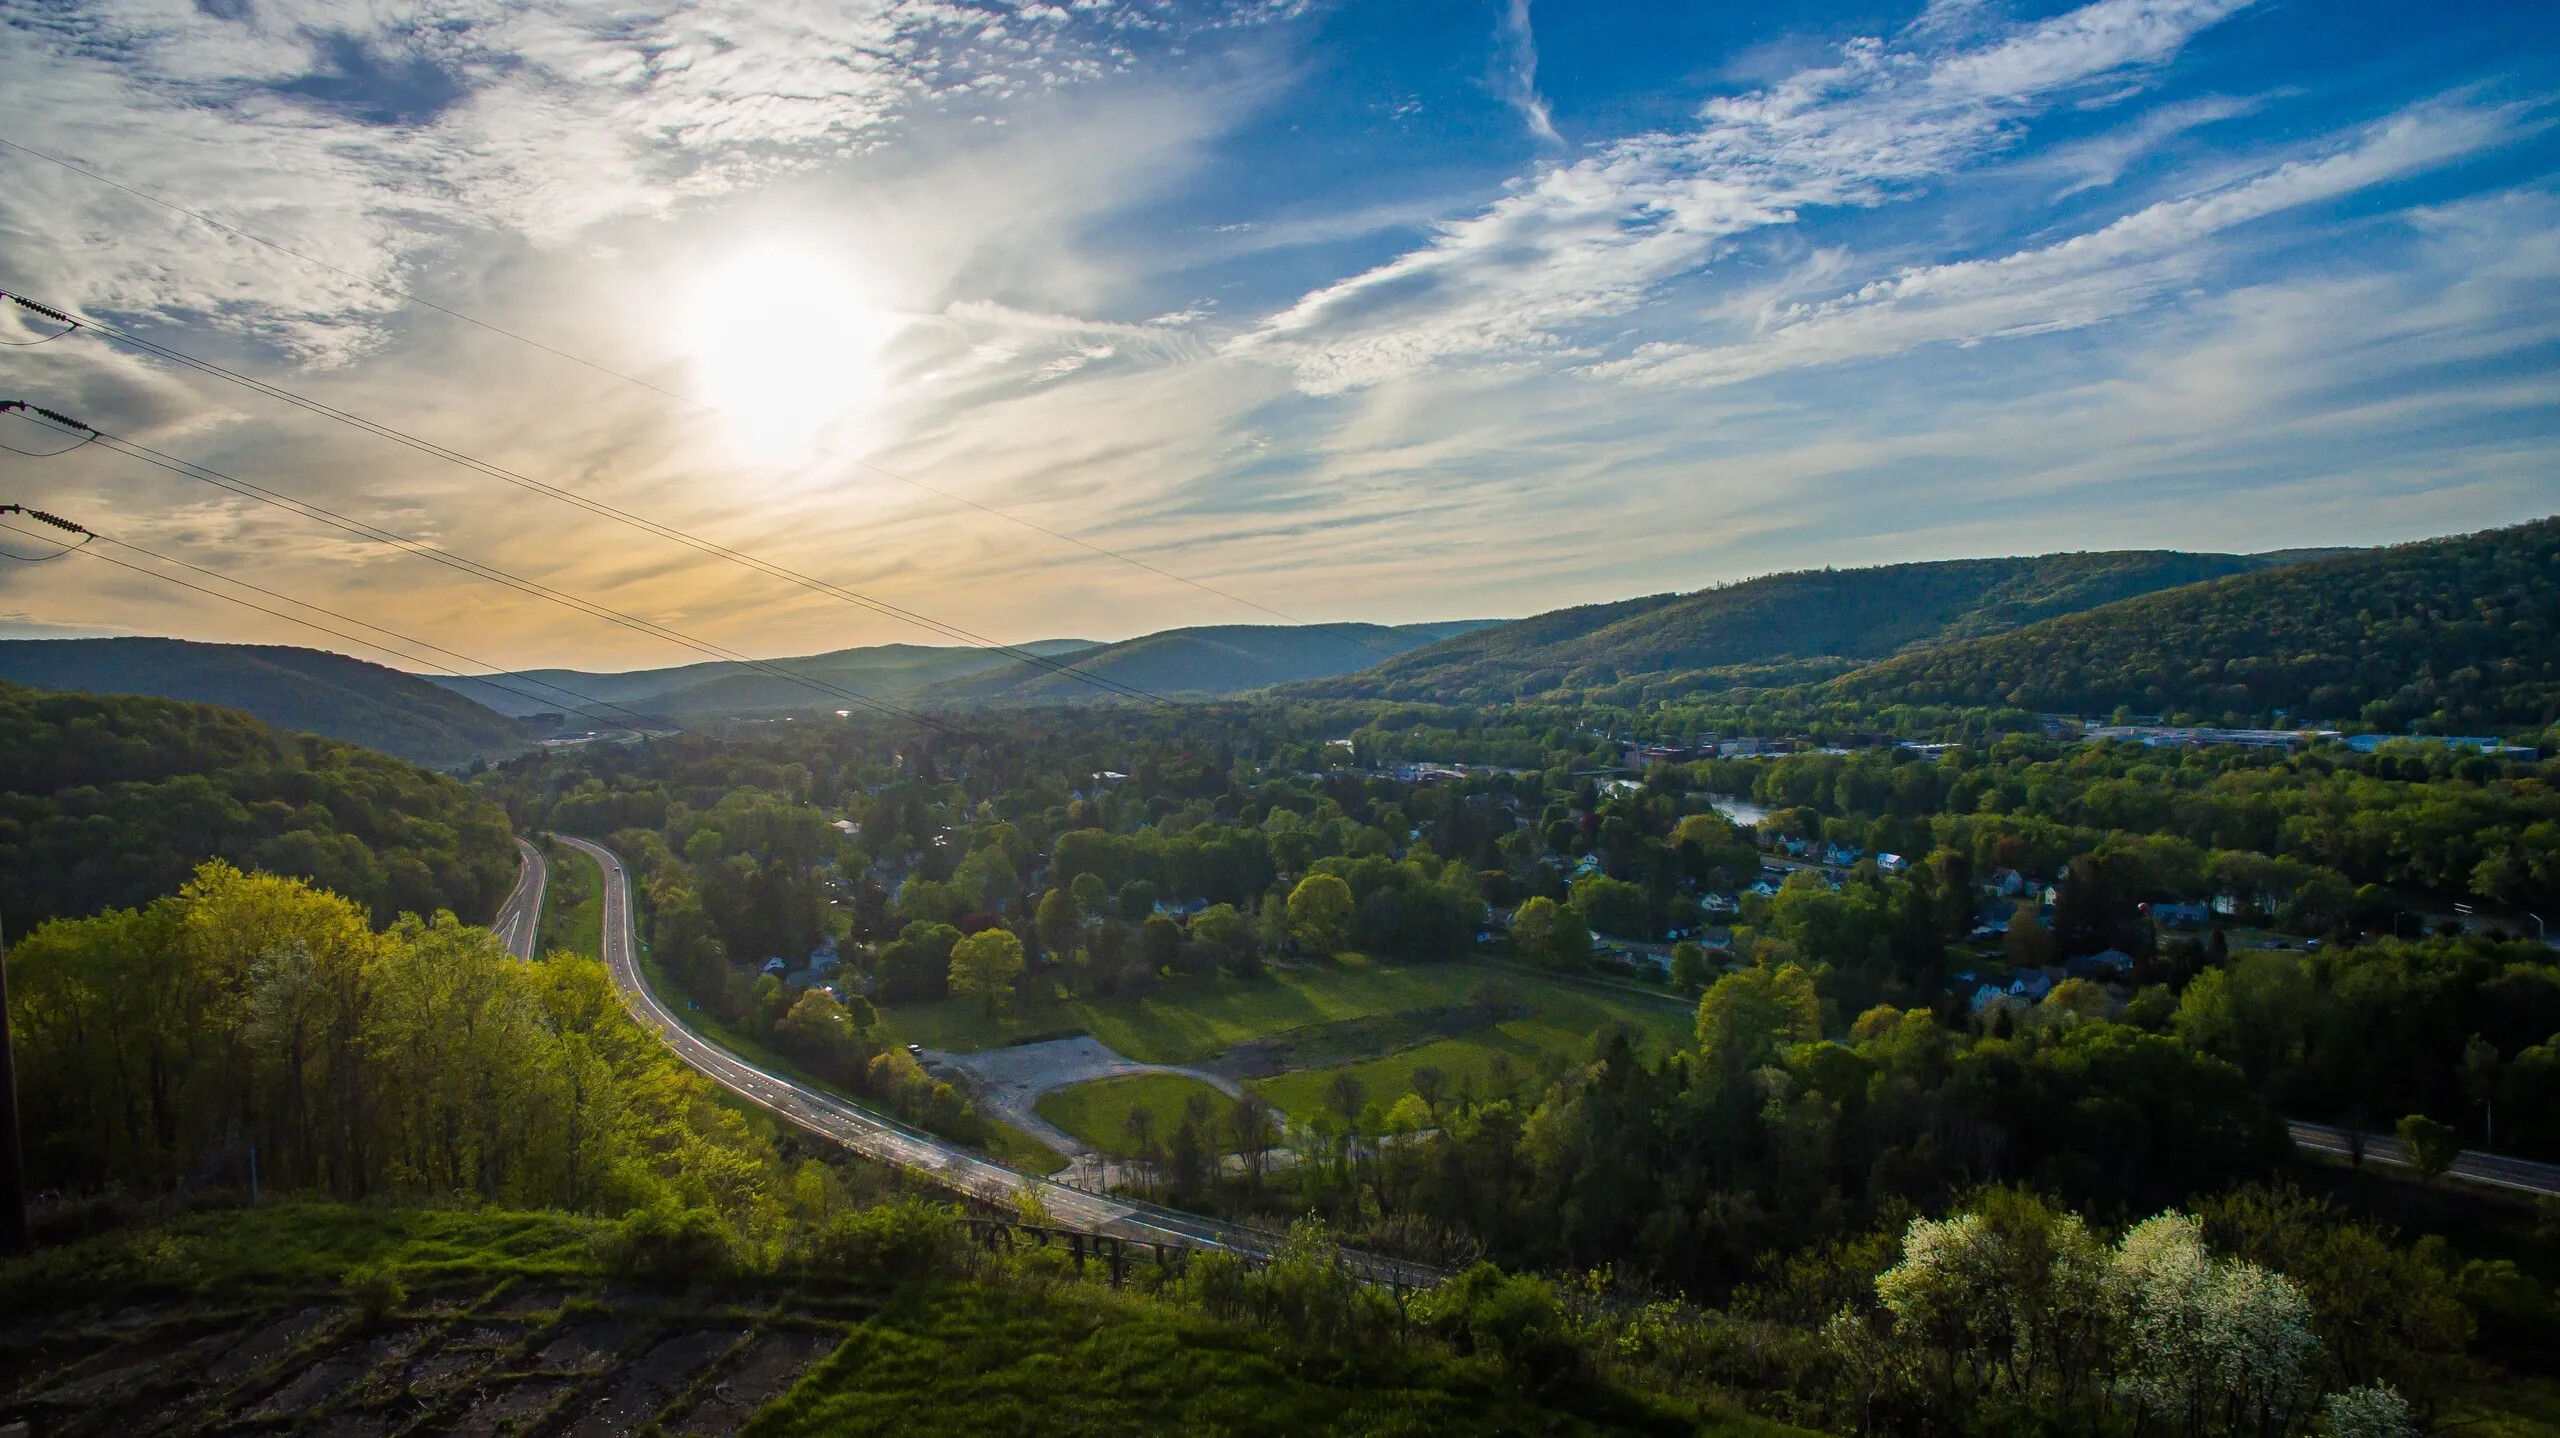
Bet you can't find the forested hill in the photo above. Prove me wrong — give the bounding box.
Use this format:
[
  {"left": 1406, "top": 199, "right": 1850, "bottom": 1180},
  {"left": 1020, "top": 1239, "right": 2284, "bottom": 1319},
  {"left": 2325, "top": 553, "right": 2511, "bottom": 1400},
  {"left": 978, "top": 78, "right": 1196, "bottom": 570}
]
[
  {"left": 429, "top": 639, "right": 1101, "bottom": 718},
  {"left": 924, "top": 620, "right": 1498, "bottom": 703},
  {"left": 0, "top": 636, "right": 530, "bottom": 768},
  {"left": 0, "top": 683, "right": 517, "bottom": 927},
  {"left": 1832, "top": 515, "right": 2560, "bottom": 733},
  {"left": 1290, "top": 551, "right": 2294, "bottom": 702}
]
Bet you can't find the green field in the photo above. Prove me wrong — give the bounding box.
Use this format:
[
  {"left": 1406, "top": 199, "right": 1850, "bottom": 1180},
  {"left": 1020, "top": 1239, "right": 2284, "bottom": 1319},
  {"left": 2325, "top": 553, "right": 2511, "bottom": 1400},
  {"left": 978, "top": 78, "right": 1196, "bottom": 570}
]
[
  {"left": 1036, "top": 1073, "right": 1241, "bottom": 1157},
  {"left": 1247, "top": 985, "right": 1689, "bottom": 1122},
  {"left": 537, "top": 842, "right": 604, "bottom": 958},
  {"left": 879, "top": 953, "right": 1691, "bottom": 1068}
]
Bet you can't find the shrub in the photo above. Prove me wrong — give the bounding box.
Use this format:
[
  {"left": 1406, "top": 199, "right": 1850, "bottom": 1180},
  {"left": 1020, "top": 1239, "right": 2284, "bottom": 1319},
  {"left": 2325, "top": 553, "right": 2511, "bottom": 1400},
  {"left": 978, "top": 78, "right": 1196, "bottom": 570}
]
[
  {"left": 596, "top": 1205, "right": 735, "bottom": 1280},
  {"left": 803, "top": 1199, "right": 964, "bottom": 1285},
  {"left": 343, "top": 1261, "right": 407, "bottom": 1321},
  {"left": 1423, "top": 1262, "right": 1580, "bottom": 1386}
]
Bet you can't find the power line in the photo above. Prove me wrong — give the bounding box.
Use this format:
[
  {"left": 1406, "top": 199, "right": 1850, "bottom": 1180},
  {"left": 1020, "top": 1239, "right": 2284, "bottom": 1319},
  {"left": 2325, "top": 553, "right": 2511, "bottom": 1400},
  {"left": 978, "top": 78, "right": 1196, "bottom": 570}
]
[
  {"left": 0, "top": 401, "right": 100, "bottom": 458},
  {"left": 0, "top": 512, "right": 699, "bottom": 739},
  {"left": 0, "top": 401, "right": 984, "bottom": 738},
  {"left": 0, "top": 502, "right": 93, "bottom": 561},
  {"left": 1, "top": 285, "right": 1177, "bottom": 707},
  {"left": 0, "top": 507, "right": 695, "bottom": 734},
  {"left": 0, "top": 139, "right": 1409, "bottom": 662}
]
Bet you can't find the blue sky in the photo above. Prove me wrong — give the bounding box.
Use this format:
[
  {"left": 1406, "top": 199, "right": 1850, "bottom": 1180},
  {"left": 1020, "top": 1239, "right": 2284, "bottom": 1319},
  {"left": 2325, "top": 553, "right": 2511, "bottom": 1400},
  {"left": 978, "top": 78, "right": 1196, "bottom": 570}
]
[{"left": 1, "top": 0, "right": 2555, "bottom": 667}]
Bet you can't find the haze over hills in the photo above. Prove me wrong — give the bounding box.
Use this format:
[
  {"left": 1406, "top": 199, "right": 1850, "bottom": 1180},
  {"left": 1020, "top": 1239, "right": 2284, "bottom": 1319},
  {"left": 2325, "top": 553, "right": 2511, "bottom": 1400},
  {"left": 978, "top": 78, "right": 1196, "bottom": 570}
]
[
  {"left": 0, "top": 637, "right": 535, "bottom": 769},
  {"left": 1286, "top": 551, "right": 2315, "bottom": 703},
  {"left": 429, "top": 639, "right": 1101, "bottom": 718},
  {"left": 1832, "top": 517, "right": 2560, "bottom": 733},
  {"left": 921, "top": 621, "right": 1501, "bottom": 704}
]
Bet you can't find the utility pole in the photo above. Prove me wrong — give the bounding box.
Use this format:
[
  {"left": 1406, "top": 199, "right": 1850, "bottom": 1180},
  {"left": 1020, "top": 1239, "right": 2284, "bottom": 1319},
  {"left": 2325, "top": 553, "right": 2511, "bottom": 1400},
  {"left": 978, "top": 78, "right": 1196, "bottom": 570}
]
[{"left": 0, "top": 913, "right": 29, "bottom": 1256}]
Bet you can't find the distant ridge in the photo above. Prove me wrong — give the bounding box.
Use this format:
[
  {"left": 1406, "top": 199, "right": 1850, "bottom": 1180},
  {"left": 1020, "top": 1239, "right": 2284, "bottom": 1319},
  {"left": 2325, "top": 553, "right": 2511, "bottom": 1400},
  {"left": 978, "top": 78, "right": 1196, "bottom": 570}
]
[
  {"left": 429, "top": 639, "right": 1100, "bottom": 719},
  {"left": 1831, "top": 517, "right": 2560, "bottom": 732},
  {"left": 923, "top": 621, "right": 1502, "bottom": 703},
  {"left": 1288, "top": 550, "right": 2311, "bottom": 703},
  {"left": 0, "top": 637, "right": 533, "bottom": 769}
]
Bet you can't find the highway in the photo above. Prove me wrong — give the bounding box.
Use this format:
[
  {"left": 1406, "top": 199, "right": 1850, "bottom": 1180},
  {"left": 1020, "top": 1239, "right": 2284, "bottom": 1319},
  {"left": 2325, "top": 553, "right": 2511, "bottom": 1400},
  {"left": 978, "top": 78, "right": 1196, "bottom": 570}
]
[
  {"left": 2287, "top": 1121, "right": 2560, "bottom": 1198},
  {"left": 491, "top": 836, "right": 548, "bottom": 961},
  {"left": 552, "top": 834, "right": 1438, "bottom": 1282}
]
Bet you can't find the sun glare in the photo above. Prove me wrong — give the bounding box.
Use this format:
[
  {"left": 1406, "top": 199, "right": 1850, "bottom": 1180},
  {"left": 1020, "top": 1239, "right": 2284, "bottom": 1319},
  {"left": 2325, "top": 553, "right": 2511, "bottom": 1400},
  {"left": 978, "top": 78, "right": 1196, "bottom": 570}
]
[{"left": 681, "top": 246, "right": 891, "bottom": 450}]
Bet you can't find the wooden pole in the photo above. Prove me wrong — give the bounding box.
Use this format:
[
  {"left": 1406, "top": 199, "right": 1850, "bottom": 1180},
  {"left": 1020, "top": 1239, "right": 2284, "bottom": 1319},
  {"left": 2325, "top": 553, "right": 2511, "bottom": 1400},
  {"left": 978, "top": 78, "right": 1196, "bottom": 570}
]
[{"left": 0, "top": 913, "right": 29, "bottom": 1256}]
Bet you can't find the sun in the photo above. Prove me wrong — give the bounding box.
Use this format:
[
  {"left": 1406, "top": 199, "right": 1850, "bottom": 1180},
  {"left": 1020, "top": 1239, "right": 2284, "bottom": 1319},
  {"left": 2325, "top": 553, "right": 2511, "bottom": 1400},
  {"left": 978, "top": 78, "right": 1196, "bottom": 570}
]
[{"left": 680, "top": 245, "right": 892, "bottom": 450}]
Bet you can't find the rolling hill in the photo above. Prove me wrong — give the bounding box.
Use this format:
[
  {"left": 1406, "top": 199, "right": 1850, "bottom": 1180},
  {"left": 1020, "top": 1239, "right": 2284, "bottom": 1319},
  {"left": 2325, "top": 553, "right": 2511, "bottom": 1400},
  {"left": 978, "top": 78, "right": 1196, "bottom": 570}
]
[
  {"left": 922, "top": 621, "right": 1500, "bottom": 703},
  {"left": 428, "top": 639, "right": 1100, "bottom": 719},
  {"left": 1289, "top": 551, "right": 2306, "bottom": 702},
  {"left": 0, "top": 637, "right": 535, "bottom": 769},
  {"left": 0, "top": 682, "right": 517, "bottom": 926},
  {"left": 1829, "top": 516, "right": 2560, "bottom": 733}
]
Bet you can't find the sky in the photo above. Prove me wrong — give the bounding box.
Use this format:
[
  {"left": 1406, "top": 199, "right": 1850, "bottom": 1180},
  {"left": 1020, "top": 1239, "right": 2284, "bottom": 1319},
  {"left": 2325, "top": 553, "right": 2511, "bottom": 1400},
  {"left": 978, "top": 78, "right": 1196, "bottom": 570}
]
[{"left": 1, "top": 0, "right": 2555, "bottom": 674}]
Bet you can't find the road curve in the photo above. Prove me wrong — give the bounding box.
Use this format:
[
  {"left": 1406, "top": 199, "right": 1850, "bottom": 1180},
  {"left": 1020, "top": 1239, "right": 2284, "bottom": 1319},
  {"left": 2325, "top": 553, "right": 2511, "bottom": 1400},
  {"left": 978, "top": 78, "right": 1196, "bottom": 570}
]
[
  {"left": 2288, "top": 1120, "right": 2560, "bottom": 1198},
  {"left": 492, "top": 836, "right": 548, "bottom": 961},
  {"left": 553, "top": 834, "right": 1437, "bottom": 1282}
]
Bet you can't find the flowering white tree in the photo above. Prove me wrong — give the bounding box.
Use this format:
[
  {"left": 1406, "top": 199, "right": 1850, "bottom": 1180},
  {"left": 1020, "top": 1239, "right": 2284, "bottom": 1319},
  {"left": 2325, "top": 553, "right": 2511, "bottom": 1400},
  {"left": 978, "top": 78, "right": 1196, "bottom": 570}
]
[
  {"left": 2112, "top": 1211, "right": 2322, "bottom": 1436},
  {"left": 2321, "top": 1382, "right": 2417, "bottom": 1438},
  {"left": 1873, "top": 1194, "right": 2115, "bottom": 1409}
]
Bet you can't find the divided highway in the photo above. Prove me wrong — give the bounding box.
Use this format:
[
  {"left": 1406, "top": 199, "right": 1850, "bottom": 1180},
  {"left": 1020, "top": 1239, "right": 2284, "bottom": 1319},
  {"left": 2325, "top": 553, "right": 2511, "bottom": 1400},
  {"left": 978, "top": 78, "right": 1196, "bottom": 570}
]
[
  {"left": 2288, "top": 1120, "right": 2560, "bottom": 1198},
  {"left": 491, "top": 836, "right": 548, "bottom": 961},
  {"left": 551, "top": 834, "right": 1437, "bottom": 1282}
]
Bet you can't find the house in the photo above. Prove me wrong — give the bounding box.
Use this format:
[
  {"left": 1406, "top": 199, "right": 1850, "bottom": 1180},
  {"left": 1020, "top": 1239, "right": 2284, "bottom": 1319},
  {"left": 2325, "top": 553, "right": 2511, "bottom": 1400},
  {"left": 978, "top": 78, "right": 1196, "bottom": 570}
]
[
  {"left": 1969, "top": 984, "right": 2023, "bottom": 1014},
  {"left": 1702, "top": 892, "right": 1739, "bottom": 914},
  {"left": 761, "top": 957, "right": 788, "bottom": 977},
  {"left": 1781, "top": 837, "right": 1811, "bottom": 857},
  {"left": 1823, "top": 843, "right": 1863, "bottom": 867},
  {"left": 1747, "top": 879, "right": 1782, "bottom": 898},
  {"left": 2149, "top": 902, "right": 2211, "bottom": 929},
  {"left": 1989, "top": 868, "right": 2027, "bottom": 897},
  {"left": 2065, "top": 949, "right": 2132, "bottom": 980},
  {"left": 1876, "top": 853, "right": 1909, "bottom": 875},
  {"left": 2008, "top": 968, "right": 2054, "bottom": 1002},
  {"left": 1972, "top": 907, "right": 2013, "bottom": 936}
]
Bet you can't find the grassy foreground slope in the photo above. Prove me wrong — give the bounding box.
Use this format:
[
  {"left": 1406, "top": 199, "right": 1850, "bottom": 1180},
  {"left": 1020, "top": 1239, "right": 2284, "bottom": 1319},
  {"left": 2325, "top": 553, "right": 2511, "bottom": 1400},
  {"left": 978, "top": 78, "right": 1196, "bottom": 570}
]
[
  {"left": 0, "top": 683, "right": 516, "bottom": 926},
  {"left": 0, "top": 636, "right": 530, "bottom": 767},
  {"left": 1295, "top": 551, "right": 2291, "bottom": 702},
  {"left": 0, "top": 1203, "right": 1794, "bottom": 1438},
  {"left": 1833, "top": 515, "right": 2560, "bottom": 732}
]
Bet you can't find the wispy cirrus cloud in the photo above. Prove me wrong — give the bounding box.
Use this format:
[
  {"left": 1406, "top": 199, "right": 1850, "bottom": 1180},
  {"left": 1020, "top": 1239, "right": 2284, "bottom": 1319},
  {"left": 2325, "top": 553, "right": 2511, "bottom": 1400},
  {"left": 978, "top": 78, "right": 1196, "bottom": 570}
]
[
  {"left": 1599, "top": 99, "right": 2525, "bottom": 388},
  {"left": 0, "top": 0, "right": 1285, "bottom": 361},
  {"left": 1236, "top": 0, "right": 2254, "bottom": 393},
  {"left": 1491, "top": 0, "right": 1560, "bottom": 146}
]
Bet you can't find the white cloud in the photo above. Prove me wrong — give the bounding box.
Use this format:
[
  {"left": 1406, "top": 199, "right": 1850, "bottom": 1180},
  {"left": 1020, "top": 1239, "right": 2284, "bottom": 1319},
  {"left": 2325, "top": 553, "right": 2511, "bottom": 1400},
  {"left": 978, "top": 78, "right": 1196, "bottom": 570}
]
[
  {"left": 1492, "top": 0, "right": 1561, "bottom": 146},
  {"left": 0, "top": 0, "right": 1281, "bottom": 361},
  {"left": 1237, "top": 0, "right": 2254, "bottom": 393},
  {"left": 1601, "top": 100, "right": 2522, "bottom": 388}
]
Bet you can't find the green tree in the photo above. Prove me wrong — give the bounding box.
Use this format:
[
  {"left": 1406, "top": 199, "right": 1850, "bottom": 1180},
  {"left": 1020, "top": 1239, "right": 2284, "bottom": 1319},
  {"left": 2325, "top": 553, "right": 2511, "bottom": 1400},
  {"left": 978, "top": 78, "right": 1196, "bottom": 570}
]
[
  {"left": 1034, "top": 887, "right": 1078, "bottom": 959},
  {"left": 1510, "top": 896, "right": 1559, "bottom": 957},
  {"left": 1696, "top": 962, "right": 1821, "bottom": 1077},
  {"left": 1568, "top": 874, "right": 1649, "bottom": 938},
  {"left": 948, "top": 928, "right": 1026, "bottom": 1016},
  {"left": 1548, "top": 904, "right": 1593, "bottom": 967},
  {"left": 1669, "top": 939, "right": 1710, "bottom": 993},
  {"left": 2395, "top": 1114, "right": 2459, "bottom": 1183},
  {"left": 1287, "top": 873, "right": 1355, "bottom": 956}
]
